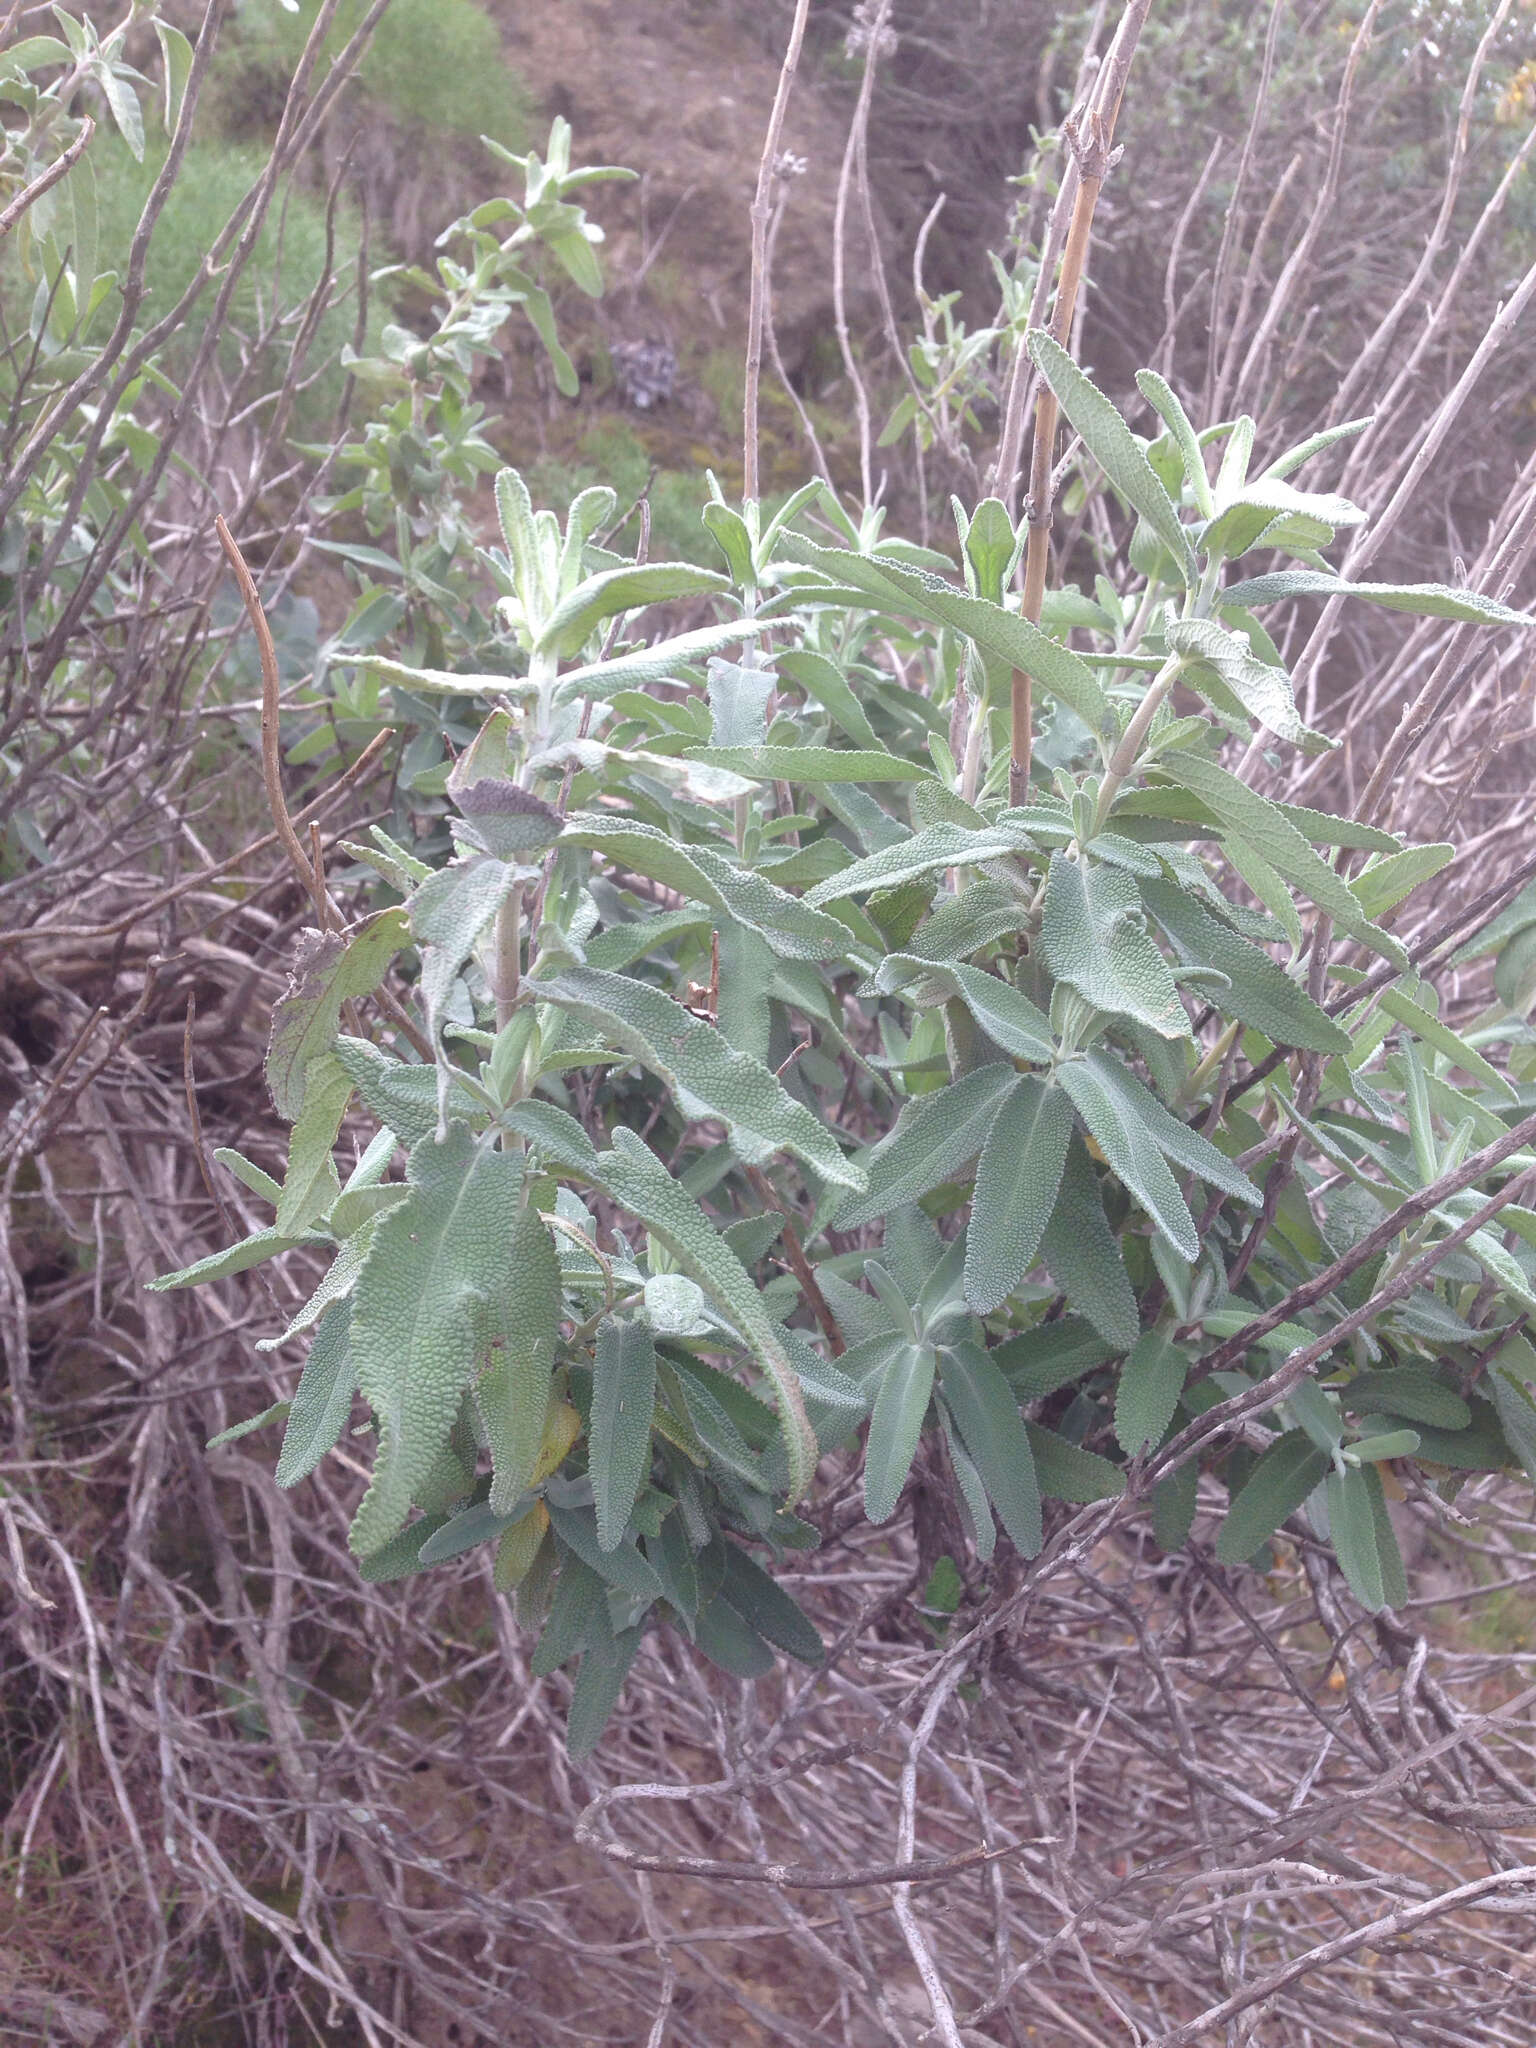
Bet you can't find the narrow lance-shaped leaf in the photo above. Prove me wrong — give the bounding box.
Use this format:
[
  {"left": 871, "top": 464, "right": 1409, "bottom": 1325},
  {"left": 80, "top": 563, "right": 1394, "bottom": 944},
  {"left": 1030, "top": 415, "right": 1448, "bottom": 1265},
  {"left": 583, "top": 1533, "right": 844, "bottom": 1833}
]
[
  {"left": 586, "top": 1128, "right": 819, "bottom": 1501},
  {"left": 864, "top": 1342, "right": 936, "bottom": 1524},
  {"left": 685, "top": 744, "right": 933, "bottom": 784},
  {"left": 590, "top": 1314, "right": 658, "bottom": 1552},
  {"left": 774, "top": 532, "right": 1109, "bottom": 731},
  {"left": 534, "top": 965, "right": 863, "bottom": 1189},
  {"left": 964, "top": 1076, "right": 1074, "bottom": 1314},
  {"left": 836, "top": 1066, "right": 1022, "bottom": 1230},
  {"left": 805, "top": 820, "right": 1047, "bottom": 906},
  {"left": 777, "top": 646, "right": 884, "bottom": 750},
  {"left": 1075, "top": 1050, "right": 1261, "bottom": 1210},
  {"left": 562, "top": 814, "right": 851, "bottom": 960},
  {"left": 1327, "top": 1465, "right": 1388, "bottom": 1612},
  {"left": 1136, "top": 369, "right": 1214, "bottom": 517},
  {"left": 272, "top": 1054, "right": 353, "bottom": 1236},
  {"left": 1222, "top": 568, "right": 1532, "bottom": 626},
  {"left": 1158, "top": 753, "right": 1408, "bottom": 969},
  {"left": 1215, "top": 1430, "right": 1330, "bottom": 1564},
  {"left": 1040, "top": 1136, "right": 1141, "bottom": 1352},
  {"left": 1028, "top": 331, "right": 1197, "bottom": 584},
  {"left": 275, "top": 1299, "right": 356, "bottom": 1488},
  {"left": 1114, "top": 1330, "right": 1188, "bottom": 1456},
  {"left": 938, "top": 1341, "right": 1042, "bottom": 1555},
  {"left": 718, "top": 1543, "right": 824, "bottom": 1664},
  {"left": 876, "top": 957, "right": 1055, "bottom": 1065},
  {"left": 1141, "top": 878, "right": 1350, "bottom": 1055},
  {"left": 1058, "top": 1058, "right": 1199, "bottom": 1262},
  {"left": 551, "top": 621, "right": 769, "bottom": 703},
  {"left": 1028, "top": 1423, "right": 1127, "bottom": 1504},
  {"left": 476, "top": 1206, "right": 563, "bottom": 1515}
]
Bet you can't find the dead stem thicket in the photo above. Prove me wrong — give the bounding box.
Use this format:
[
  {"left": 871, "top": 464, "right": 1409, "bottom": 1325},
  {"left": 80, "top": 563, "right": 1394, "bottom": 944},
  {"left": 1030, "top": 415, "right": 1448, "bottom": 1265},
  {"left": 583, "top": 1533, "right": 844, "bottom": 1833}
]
[{"left": 5, "top": 5, "right": 1536, "bottom": 2047}]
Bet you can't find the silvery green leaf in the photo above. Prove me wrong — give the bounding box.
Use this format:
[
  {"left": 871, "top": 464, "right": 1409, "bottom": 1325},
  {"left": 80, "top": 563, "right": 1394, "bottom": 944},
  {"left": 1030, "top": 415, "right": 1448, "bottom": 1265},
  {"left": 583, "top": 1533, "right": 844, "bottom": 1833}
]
[
  {"left": 864, "top": 1341, "right": 935, "bottom": 1523},
  {"left": 774, "top": 532, "right": 1109, "bottom": 730},
  {"left": 707, "top": 658, "right": 774, "bottom": 746},
  {"left": 938, "top": 1340, "right": 1041, "bottom": 1554},
  {"left": 1216, "top": 1431, "right": 1330, "bottom": 1564},
  {"left": 876, "top": 956, "right": 1055, "bottom": 1065},
  {"left": 266, "top": 910, "right": 410, "bottom": 1119},
  {"left": 1222, "top": 569, "right": 1531, "bottom": 626},
  {"left": 275, "top": 1300, "right": 356, "bottom": 1487},
  {"left": 587, "top": 1129, "right": 818, "bottom": 1500},
  {"left": 1158, "top": 754, "right": 1408, "bottom": 969},
  {"left": 1114, "top": 1330, "right": 1188, "bottom": 1455},
  {"left": 805, "top": 821, "right": 1037, "bottom": 906},
  {"left": 1074, "top": 1050, "right": 1260, "bottom": 1211},
  {"left": 536, "top": 562, "right": 731, "bottom": 659},
  {"left": 1028, "top": 332, "right": 1196, "bottom": 584},
  {"left": 347, "top": 1127, "right": 532, "bottom": 1557},
  {"left": 1040, "top": 853, "right": 1191, "bottom": 1039},
  {"left": 1165, "top": 617, "right": 1334, "bottom": 753},
  {"left": 534, "top": 965, "right": 862, "bottom": 1188},
  {"left": 836, "top": 1066, "right": 1021, "bottom": 1230},
  {"left": 1141, "top": 879, "right": 1350, "bottom": 1054},
  {"left": 562, "top": 814, "right": 850, "bottom": 960},
  {"left": 1040, "top": 1137, "right": 1140, "bottom": 1351},
  {"left": 964, "top": 1076, "right": 1074, "bottom": 1314},
  {"left": 1026, "top": 1423, "right": 1126, "bottom": 1503}
]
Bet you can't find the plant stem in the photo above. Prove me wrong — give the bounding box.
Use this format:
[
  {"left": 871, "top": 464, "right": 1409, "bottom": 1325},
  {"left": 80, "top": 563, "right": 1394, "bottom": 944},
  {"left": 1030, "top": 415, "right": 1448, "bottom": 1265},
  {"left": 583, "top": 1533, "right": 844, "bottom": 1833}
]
[
  {"left": 1092, "top": 652, "right": 1185, "bottom": 831},
  {"left": 744, "top": 0, "right": 813, "bottom": 508},
  {"left": 1009, "top": 0, "right": 1153, "bottom": 806}
]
